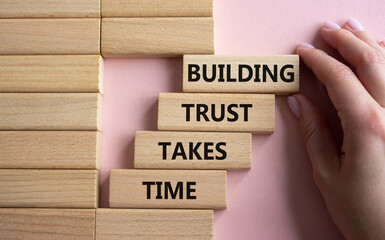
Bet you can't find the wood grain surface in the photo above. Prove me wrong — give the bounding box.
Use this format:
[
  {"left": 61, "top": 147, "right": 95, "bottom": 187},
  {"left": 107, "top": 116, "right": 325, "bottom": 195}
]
[
  {"left": 0, "top": 19, "right": 100, "bottom": 55},
  {"left": 96, "top": 208, "right": 213, "bottom": 240},
  {"left": 0, "top": 55, "right": 103, "bottom": 93},
  {"left": 0, "top": 208, "right": 96, "bottom": 240},
  {"left": 0, "top": 169, "right": 99, "bottom": 208},
  {"left": 0, "top": 0, "right": 100, "bottom": 18},
  {"left": 0, "top": 93, "right": 102, "bottom": 130},
  {"left": 0, "top": 131, "right": 100, "bottom": 169},
  {"left": 101, "top": 0, "right": 212, "bottom": 17},
  {"left": 101, "top": 18, "right": 214, "bottom": 57}
]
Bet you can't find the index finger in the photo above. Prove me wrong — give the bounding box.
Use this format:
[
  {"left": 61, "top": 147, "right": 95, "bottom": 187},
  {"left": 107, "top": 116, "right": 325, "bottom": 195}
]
[{"left": 297, "top": 45, "right": 375, "bottom": 120}]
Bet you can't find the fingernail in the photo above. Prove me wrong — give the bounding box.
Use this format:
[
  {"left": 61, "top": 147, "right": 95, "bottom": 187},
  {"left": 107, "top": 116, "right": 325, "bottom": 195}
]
[
  {"left": 347, "top": 17, "right": 364, "bottom": 31},
  {"left": 299, "top": 42, "right": 315, "bottom": 49},
  {"left": 323, "top": 21, "right": 340, "bottom": 29},
  {"left": 287, "top": 96, "right": 301, "bottom": 118}
]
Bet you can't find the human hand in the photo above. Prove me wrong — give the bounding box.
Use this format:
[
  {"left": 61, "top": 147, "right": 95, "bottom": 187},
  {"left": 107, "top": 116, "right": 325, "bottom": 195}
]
[{"left": 287, "top": 18, "right": 385, "bottom": 240}]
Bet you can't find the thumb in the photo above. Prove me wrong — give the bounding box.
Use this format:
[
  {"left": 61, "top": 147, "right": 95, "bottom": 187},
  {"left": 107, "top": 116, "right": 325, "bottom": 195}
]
[{"left": 287, "top": 94, "right": 340, "bottom": 188}]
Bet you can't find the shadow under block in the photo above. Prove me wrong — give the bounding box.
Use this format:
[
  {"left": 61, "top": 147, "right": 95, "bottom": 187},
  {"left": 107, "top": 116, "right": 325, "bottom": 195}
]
[
  {"left": 109, "top": 169, "right": 226, "bottom": 209},
  {"left": 183, "top": 55, "right": 300, "bottom": 95},
  {"left": 0, "top": 0, "right": 100, "bottom": 18},
  {"left": 0, "top": 208, "right": 96, "bottom": 240},
  {"left": 0, "top": 93, "right": 101, "bottom": 130},
  {"left": 101, "top": 18, "right": 214, "bottom": 57},
  {"left": 0, "top": 19, "right": 100, "bottom": 55},
  {"left": 0, "top": 170, "right": 98, "bottom": 208},
  {"left": 0, "top": 55, "right": 103, "bottom": 93},
  {"left": 0, "top": 131, "right": 100, "bottom": 169},
  {"left": 135, "top": 131, "right": 251, "bottom": 170},
  {"left": 101, "top": 0, "right": 212, "bottom": 17},
  {"left": 96, "top": 209, "right": 213, "bottom": 240},
  {"left": 158, "top": 93, "right": 275, "bottom": 133}
]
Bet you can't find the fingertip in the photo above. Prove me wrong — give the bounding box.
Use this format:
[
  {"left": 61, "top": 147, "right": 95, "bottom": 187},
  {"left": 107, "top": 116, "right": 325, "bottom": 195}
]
[
  {"left": 323, "top": 21, "right": 340, "bottom": 29},
  {"left": 347, "top": 17, "right": 364, "bottom": 31},
  {"left": 287, "top": 96, "right": 301, "bottom": 118},
  {"left": 292, "top": 94, "right": 312, "bottom": 114},
  {"left": 292, "top": 94, "right": 340, "bottom": 177},
  {"left": 299, "top": 42, "right": 315, "bottom": 49},
  {"left": 293, "top": 94, "right": 328, "bottom": 123},
  {"left": 296, "top": 42, "right": 315, "bottom": 54}
]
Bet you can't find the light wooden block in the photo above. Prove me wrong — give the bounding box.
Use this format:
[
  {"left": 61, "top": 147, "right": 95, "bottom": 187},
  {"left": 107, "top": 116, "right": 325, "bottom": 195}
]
[
  {"left": 101, "top": 18, "right": 214, "bottom": 57},
  {"left": 0, "top": 19, "right": 100, "bottom": 55},
  {"left": 0, "top": 55, "right": 103, "bottom": 93},
  {"left": 135, "top": 131, "right": 251, "bottom": 170},
  {"left": 0, "top": 0, "right": 100, "bottom": 18},
  {"left": 101, "top": 0, "right": 212, "bottom": 17},
  {"left": 158, "top": 93, "right": 275, "bottom": 133},
  {"left": 0, "top": 208, "right": 95, "bottom": 240},
  {"left": 109, "top": 169, "right": 226, "bottom": 209},
  {"left": 0, "top": 131, "right": 100, "bottom": 169},
  {"left": 96, "top": 209, "right": 213, "bottom": 240},
  {"left": 0, "top": 170, "right": 98, "bottom": 208},
  {"left": 183, "top": 55, "right": 300, "bottom": 95},
  {"left": 0, "top": 93, "right": 101, "bottom": 130}
]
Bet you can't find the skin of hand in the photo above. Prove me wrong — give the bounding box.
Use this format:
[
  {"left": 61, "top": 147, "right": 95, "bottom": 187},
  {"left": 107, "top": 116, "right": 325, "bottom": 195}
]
[{"left": 287, "top": 18, "right": 385, "bottom": 240}]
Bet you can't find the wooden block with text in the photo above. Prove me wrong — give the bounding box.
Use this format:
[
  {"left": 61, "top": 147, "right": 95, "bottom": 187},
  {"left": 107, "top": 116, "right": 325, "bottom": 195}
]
[
  {"left": 101, "top": 0, "right": 212, "bottom": 17},
  {"left": 0, "top": 169, "right": 98, "bottom": 208},
  {"left": 0, "top": 131, "right": 100, "bottom": 169},
  {"left": 183, "top": 55, "right": 299, "bottom": 95},
  {"left": 0, "top": 0, "right": 100, "bottom": 18},
  {"left": 158, "top": 93, "right": 275, "bottom": 133},
  {"left": 101, "top": 18, "right": 214, "bottom": 57},
  {"left": 109, "top": 169, "right": 226, "bottom": 209},
  {"left": 96, "top": 209, "right": 213, "bottom": 240},
  {"left": 0, "top": 93, "right": 101, "bottom": 130},
  {"left": 0, "top": 19, "right": 100, "bottom": 55},
  {"left": 0, "top": 208, "right": 96, "bottom": 240},
  {"left": 135, "top": 131, "right": 251, "bottom": 170},
  {"left": 0, "top": 55, "right": 103, "bottom": 93}
]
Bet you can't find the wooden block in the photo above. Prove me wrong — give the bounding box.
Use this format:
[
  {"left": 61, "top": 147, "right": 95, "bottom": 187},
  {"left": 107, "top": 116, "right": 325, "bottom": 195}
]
[
  {"left": 0, "top": 170, "right": 98, "bottom": 208},
  {"left": 0, "top": 55, "right": 103, "bottom": 93},
  {"left": 101, "top": 0, "right": 212, "bottom": 17},
  {"left": 183, "top": 55, "right": 300, "bottom": 95},
  {"left": 109, "top": 169, "right": 226, "bottom": 209},
  {"left": 101, "top": 18, "right": 214, "bottom": 57},
  {"left": 0, "top": 19, "right": 100, "bottom": 55},
  {"left": 135, "top": 131, "right": 251, "bottom": 170},
  {"left": 0, "top": 0, "right": 100, "bottom": 18},
  {"left": 0, "top": 208, "right": 95, "bottom": 240},
  {"left": 158, "top": 93, "right": 275, "bottom": 133},
  {"left": 96, "top": 208, "right": 212, "bottom": 240},
  {"left": 0, "top": 131, "right": 100, "bottom": 169},
  {"left": 0, "top": 93, "right": 101, "bottom": 130}
]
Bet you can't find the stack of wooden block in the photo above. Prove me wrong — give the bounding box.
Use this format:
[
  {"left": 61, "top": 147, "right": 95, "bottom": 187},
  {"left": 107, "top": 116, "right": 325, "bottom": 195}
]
[
  {"left": 0, "top": 0, "right": 102, "bottom": 239},
  {"left": 0, "top": 0, "right": 299, "bottom": 239}
]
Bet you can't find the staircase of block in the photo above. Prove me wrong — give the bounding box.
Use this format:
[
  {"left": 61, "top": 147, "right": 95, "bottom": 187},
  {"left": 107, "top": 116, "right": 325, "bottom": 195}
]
[
  {"left": 98, "top": 1, "right": 299, "bottom": 240},
  {"left": 0, "top": 1, "right": 102, "bottom": 239}
]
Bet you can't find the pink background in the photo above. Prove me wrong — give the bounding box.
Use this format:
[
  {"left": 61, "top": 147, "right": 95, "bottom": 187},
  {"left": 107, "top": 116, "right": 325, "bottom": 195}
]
[{"left": 100, "top": 0, "right": 385, "bottom": 239}]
